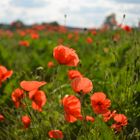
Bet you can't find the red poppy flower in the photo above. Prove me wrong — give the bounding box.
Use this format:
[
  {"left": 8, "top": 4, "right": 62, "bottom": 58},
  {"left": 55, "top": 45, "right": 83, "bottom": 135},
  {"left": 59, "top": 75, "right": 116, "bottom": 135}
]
[
  {"left": 11, "top": 88, "right": 24, "bottom": 108},
  {"left": 114, "top": 114, "right": 128, "bottom": 126},
  {"left": 85, "top": 115, "right": 95, "bottom": 123},
  {"left": 19, "top": 31, "right": 26, "bottom": 37},
  {"left": 0, "top": 114, "right": 4, "bottom": 122},
  {"left": 67, "top": 33, "right": 73, "bottom": 39},
  {"left": 0, "top": 65, "right": 13, "bottom": 86},
  {"left": 19, "top": 40, "right": 30, "bottom": 47},
  {"left": 20, "top": 81, "right": 46, "bottom": 91},
  {"left": 86, "top": 37, "right": 93, "bottom": 44},
  {"left": 29, "top": 90, "right": 46, "bottom": 112},
  {"left": 30, "top": 32, "right": 39, "bottom": 39},
  {"left": 47, "top": 61, "right": 54, "bottom": 68},
  {"left": 48, "top": 130, "right": 63, "bottom": 139},
  {"left": 53, "top": 45, "right": 79, "bottom": 66},
  {"left": 62, "top": 95, "right": 82, "bottom": 123},
  {"left": 122, "top": 25, "right": 132, "bottom": 32},
  {"left": 68, "top": 70, "right": 83, "bottom": 80},
  {"left": 71, "top": 77, "right": 93, "bottom": 94},
  {"left": 22, "top": 115, "right": 31, "bottom": 129},
  {"left": 102, "top": 110, "right": 116, "bottom": 122},
  {"left": 111, "top": 114, "right": 128, "bottom": 131},
  {"left": 91, "top": 92, "right": 111, "bottom": 114},
  {"left": 91, "top": 30, "right": 97, "bottom": 36}
]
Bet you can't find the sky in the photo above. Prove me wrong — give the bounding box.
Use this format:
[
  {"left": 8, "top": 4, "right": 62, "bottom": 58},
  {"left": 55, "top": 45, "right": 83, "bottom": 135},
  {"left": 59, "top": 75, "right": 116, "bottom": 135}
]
[{"left": 0, "top": 0, "right": 140, "bottom": 28}]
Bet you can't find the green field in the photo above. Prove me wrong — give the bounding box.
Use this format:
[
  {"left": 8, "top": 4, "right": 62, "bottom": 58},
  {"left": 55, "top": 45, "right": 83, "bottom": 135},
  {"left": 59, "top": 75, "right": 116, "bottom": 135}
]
[{"left": 0, "top": 27, "right": 140, "bottom": 140}]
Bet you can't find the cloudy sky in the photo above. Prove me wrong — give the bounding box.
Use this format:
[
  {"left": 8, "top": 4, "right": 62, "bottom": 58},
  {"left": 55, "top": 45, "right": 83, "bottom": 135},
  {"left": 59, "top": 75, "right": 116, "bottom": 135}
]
[{"left": 0, "top": 0, "right": 140, "bottom": 27}]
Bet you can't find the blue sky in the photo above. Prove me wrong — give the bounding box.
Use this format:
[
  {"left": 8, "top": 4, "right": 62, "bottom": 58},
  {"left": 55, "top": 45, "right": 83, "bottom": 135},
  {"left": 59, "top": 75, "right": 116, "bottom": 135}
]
[{"left": 0, "top": 0, "right": 140, "bottom": 27}]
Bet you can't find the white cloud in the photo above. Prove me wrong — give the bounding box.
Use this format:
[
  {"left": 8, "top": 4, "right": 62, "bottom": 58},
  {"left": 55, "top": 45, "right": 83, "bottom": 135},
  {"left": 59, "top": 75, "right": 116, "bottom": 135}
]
[
  {"left": 10, "top": 0, "right": 48, "bottom": 8},
  {"left": 0, "top": 0, "right": 139, "bottom": 27}
]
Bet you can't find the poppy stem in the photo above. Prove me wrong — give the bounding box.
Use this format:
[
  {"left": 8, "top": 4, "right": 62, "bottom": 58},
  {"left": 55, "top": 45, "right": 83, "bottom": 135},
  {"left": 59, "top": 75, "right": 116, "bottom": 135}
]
[
  {"left": 79, "top": 94, "right": 89, "bottom": 137},
  {"left": 50, "top": 84, "right": 69, "bottom": 94}
]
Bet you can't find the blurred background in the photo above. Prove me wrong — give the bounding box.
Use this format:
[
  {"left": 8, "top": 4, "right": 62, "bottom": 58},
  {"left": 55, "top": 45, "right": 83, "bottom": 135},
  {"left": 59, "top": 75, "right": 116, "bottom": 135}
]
[{"left": 0, "top": 0, "right": 140, "bottom": 28}]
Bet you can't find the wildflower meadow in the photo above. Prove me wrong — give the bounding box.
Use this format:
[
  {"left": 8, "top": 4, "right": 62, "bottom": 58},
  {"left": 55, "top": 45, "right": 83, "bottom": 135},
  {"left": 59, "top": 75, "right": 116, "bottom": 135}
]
[{"left": 0, "top": 24, "right": 140, "bottom": 140}]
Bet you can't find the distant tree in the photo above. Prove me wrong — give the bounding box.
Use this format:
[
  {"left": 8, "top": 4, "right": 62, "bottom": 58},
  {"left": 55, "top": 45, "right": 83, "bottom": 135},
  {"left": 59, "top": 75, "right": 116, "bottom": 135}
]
[
  {"left": 103, "top": 13, "right": 117, "bottom": 29},
  {"left": 49, "top": 21, "right": 59, "bottom": 26},
  {"left": 11, "top": 20, "right": 25, "bottom": 29}
]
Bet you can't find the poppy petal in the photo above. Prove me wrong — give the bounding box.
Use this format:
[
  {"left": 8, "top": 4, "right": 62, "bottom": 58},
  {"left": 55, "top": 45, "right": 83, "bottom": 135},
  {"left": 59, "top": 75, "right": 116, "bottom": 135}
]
[{"left": 20, "top": 81, "right": 46, "bottom": 91}]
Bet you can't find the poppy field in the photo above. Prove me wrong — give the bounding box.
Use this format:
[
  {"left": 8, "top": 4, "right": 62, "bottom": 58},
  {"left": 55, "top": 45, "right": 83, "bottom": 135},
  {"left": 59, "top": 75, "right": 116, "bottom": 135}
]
[{"left": 0, "top": 25, "right": 140, "bottom": 140}]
